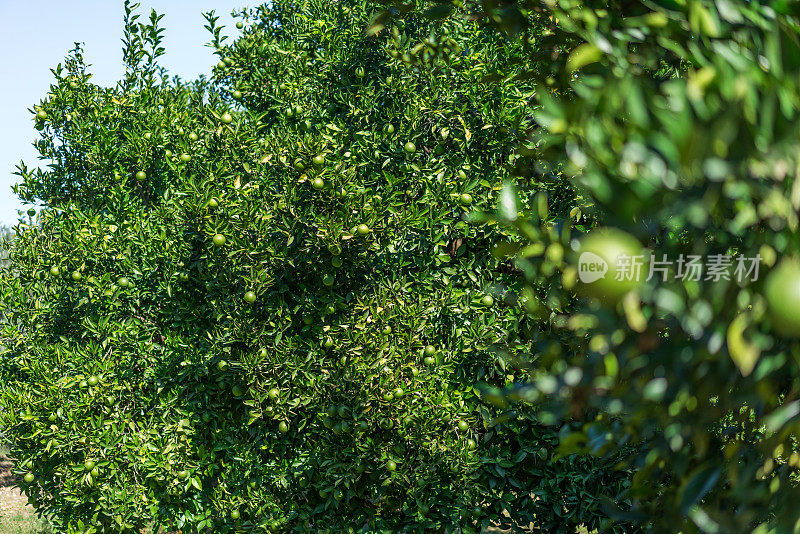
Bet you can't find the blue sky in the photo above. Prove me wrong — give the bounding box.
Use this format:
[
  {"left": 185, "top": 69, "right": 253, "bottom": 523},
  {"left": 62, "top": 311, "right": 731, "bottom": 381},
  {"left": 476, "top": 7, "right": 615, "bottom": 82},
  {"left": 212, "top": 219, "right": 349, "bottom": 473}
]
[{"left": 0, "top": 1, "right": 248, "bottom": 226}]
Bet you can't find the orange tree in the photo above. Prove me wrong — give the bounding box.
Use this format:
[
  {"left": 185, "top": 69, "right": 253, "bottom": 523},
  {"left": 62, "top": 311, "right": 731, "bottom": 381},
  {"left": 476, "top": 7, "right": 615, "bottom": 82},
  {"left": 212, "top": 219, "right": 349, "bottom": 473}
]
[
  {"left": 376, "top": 0, "right": 800, "bottom": 531},
  {"left": 0, "top": 1, "right": 632, "bottom": 532}
]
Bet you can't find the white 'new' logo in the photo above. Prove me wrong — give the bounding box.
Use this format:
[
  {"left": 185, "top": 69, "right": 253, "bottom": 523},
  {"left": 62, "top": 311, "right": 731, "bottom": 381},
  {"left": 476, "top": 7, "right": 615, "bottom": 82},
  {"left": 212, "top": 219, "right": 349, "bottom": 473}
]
[{"left": 578, "top": 252, "right": 608, "bottom": 283}]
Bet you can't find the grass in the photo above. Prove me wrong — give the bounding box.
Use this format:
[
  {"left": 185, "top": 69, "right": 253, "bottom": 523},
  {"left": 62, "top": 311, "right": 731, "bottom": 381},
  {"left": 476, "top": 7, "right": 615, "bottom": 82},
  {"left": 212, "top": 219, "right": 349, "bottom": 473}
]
[
  {"left": 0, "top": 514, "right": 51, "bottom": 534},
  {"left": 0, "top": 439, "right": 51, "bottom": 534}
]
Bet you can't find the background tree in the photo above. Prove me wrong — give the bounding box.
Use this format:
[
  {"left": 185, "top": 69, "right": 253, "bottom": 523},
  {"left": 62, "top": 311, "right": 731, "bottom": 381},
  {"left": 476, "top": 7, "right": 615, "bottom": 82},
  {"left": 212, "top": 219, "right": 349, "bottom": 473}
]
[{"left": 0, "top": 225, "right": 13, "bottom": 269}]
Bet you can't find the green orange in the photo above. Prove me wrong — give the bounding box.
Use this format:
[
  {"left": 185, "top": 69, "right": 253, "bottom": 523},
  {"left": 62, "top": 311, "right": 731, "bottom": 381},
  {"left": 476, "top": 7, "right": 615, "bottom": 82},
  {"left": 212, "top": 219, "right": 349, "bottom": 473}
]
[
  {"left": 575, "top": 228, "right": 646, "bottom": 305},
  {"left": 764, "top": 258, "right": 800, "bottom": 338}
]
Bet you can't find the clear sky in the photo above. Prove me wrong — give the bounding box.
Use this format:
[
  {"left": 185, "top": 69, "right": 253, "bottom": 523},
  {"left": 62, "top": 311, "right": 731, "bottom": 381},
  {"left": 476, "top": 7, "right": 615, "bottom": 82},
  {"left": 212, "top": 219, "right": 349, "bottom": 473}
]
[{"left": 0, "top": 1, "right": 248, "bottom": 226}]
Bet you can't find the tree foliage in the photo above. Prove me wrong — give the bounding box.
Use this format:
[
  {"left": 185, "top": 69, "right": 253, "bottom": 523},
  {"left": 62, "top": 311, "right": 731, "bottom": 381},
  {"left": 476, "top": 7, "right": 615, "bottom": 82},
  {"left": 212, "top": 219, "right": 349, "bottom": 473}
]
[
  {"left": 375, "top": 0, "right": 800, "bottom": 531},
  {"left": 0, "top": 1, "right": 632, "bottom": 532}
]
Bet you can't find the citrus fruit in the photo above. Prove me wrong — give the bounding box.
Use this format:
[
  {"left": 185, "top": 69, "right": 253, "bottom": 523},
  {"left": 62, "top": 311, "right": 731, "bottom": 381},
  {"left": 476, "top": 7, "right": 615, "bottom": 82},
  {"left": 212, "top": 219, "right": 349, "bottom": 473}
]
[
  {"left": 575, "top": 228, "right": 646, "bottom": 304},
  {"left": 764, "top": 258, "right": 800, "bottom": 338}
]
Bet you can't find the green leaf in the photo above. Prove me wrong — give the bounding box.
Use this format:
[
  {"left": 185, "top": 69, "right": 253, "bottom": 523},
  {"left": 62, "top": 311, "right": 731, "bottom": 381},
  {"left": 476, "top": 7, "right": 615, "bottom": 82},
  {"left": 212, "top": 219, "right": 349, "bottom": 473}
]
[
  {"left": 679, "top": 464, "right": 721, "bottom": 514},
  {"left": 763, "top": 401, "right": 800, "bottom": 435},
  {"left": 498, "top": 182, "right": 519, "bottom": 222},
  {"left": 566, "top": 43, "right": 603, "bottom": 72}
]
